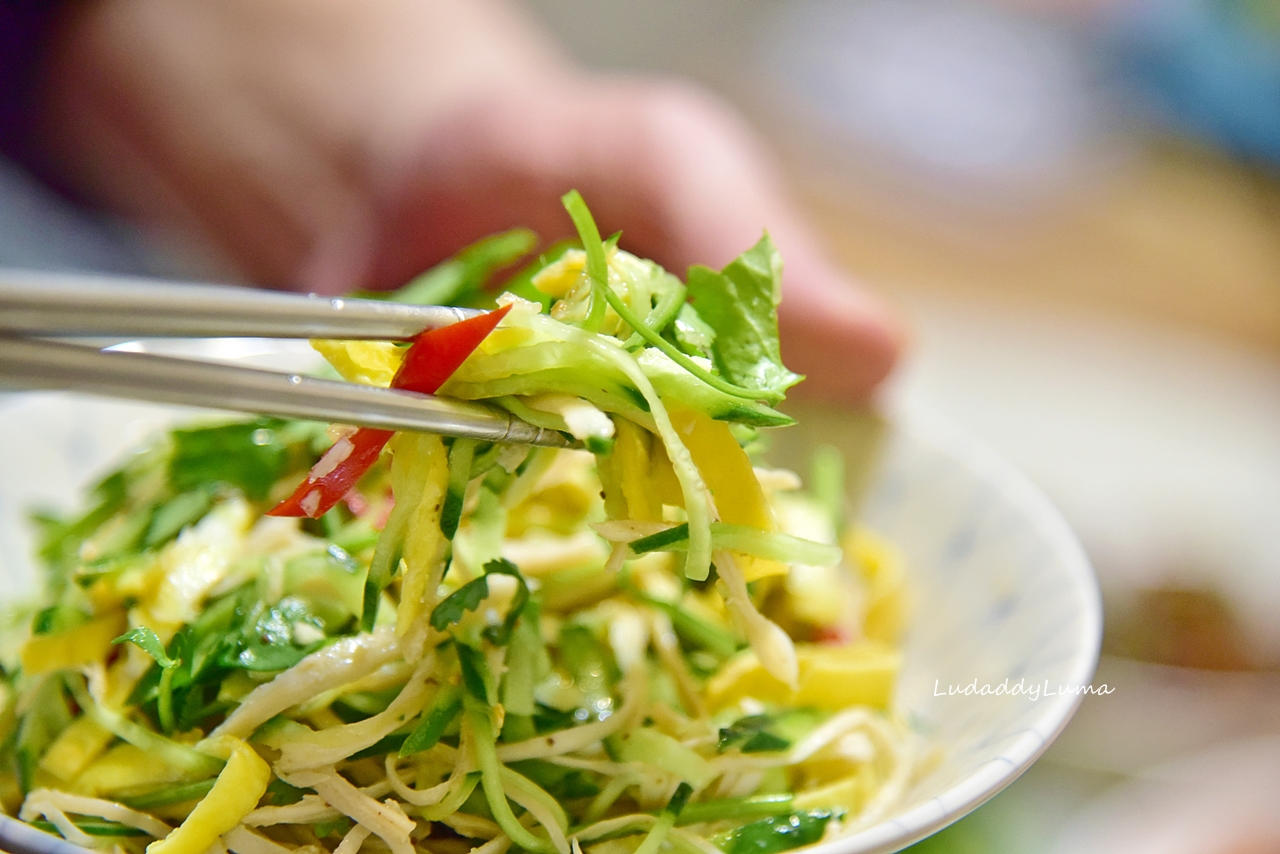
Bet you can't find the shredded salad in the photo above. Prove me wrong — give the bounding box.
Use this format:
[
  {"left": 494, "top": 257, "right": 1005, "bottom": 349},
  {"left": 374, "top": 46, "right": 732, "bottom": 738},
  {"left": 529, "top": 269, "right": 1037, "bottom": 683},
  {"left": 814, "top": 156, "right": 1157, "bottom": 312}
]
[{"left": 0, "top": 193, "right": 921, "bottom": 854}]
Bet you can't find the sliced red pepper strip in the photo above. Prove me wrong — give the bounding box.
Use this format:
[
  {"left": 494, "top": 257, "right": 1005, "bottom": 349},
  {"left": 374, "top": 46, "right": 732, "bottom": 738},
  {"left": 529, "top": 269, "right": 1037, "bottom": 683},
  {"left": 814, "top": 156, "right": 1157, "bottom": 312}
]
[
  {"left": 267, "top": 303, "right": 513, "bottom": 518},
  {"left": 266, "top": 428, "right": 394, "bottom": 518},
  {"left": 394, "top": 303, "right": 512, "bottom": 393}
]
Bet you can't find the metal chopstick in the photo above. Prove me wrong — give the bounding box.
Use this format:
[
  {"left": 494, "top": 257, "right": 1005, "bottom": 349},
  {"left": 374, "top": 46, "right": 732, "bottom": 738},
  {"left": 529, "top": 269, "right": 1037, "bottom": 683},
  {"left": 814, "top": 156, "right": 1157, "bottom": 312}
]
[
  {"left": 0, "top": 337, "right": 572, "bottom": 448},
  {"left": 0, "top": 270, "right": 477, "bottom": 339}
]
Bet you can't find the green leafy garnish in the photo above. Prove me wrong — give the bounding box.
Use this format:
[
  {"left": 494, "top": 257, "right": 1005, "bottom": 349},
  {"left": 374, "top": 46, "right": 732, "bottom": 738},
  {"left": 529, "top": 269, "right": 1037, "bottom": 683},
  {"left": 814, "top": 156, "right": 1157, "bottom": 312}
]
[
  {"left": 114, "top": 626, "right": 181, "bottom": 732},
  {"left": 714, "top": 810, "right": 836, "bottom": 854},
  {"left": 429, "top": 577, "right": 490, "bottom": 632},
  {"left": 480, "top": 559, "right": 529, "bottom": 645},
  {"left": 664, "top": 781, "right": 694, "bottom": 818},
  {"left": 220, "top": 597, "right": 328, "bottom": 671},
  {"left": 686, "top": 234, "right": 803, "bottom": 398},
  {"left": 113, "top": 626, "right": 179, "bottom": 670},
  {"left": 427, "top": 558, "right": 529, "bottom": 645},
  {"left": 456, "top": 643, "right": 495, "bottom": 703},
  {"left": 717, "top": 714, "right": 791, "bottom": 754},
  {"left": 169, "top": 417, "right": 299, "bottom": 501}
]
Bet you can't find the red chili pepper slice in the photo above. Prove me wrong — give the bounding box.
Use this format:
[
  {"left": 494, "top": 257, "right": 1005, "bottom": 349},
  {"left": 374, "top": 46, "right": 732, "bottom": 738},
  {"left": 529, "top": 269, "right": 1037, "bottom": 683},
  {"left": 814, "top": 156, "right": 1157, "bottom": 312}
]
[{"left": 268, "top": 303, "right": 513, "bottom": 518}]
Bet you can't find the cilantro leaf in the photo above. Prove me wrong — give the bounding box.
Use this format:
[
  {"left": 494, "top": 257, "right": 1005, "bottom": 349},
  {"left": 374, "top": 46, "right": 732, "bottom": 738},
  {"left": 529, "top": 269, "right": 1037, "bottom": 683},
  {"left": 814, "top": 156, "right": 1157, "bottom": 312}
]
[
  {"left": 429, "top": 576, "right": 490, "bottom": 632},
  {"left": 686, "top": 234, "right": 803, "bottom": 396},
  {"left": 169, "top": 418, "right": 293, "bottom": 501},
  {"left": 426, "top": 559, "right": 530, "bottom": 643},
  {"left": 715, "top": 811, "right": 835, "bottom": 854},
  {"left": 480, "top": 559, "right": 529, "bottom": 646},
  {"left": 114, "top": 626, "right": 178, "bottom": 670}
]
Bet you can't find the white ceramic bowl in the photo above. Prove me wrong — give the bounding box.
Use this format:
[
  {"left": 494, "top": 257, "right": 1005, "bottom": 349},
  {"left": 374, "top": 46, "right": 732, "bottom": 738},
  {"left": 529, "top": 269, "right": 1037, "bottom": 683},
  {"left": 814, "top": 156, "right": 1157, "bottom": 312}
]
[{"left": 0, "top": 356, "right": 1101, "bottom": 854}]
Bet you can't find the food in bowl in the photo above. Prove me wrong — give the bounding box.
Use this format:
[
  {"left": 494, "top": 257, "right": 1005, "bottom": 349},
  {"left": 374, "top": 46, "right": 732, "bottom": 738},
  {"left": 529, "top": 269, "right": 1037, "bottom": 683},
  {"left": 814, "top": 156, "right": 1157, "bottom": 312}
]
[{"left": 0, "top": 194, "right": 922, "bottom": 854}]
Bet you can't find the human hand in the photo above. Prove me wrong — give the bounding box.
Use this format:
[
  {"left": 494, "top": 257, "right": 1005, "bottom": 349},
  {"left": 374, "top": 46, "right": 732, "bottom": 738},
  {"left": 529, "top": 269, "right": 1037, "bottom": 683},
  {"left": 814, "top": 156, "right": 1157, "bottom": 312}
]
[{"left": 33, "top": 0, "right": 902, "bottom": 401}]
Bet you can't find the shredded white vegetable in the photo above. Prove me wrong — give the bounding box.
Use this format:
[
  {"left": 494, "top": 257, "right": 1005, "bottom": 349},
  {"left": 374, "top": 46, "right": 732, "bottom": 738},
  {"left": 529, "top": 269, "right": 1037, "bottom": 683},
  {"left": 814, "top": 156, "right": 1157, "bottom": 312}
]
[
  {"left": 224, "top": 825, "right": 294, "bottom": 854},
  {"left": 213, "top": 628, "right": 400, "bottom": 739},
  {"left": 21, "top": 790, "right": 171, "bottom": 839},
  {"left": 283, "top": 769, "right": 415, "bottom": 854},
  {"left": 242, "top": 796, "right": 340, "bottom": 828},
  {"left": 714, "top": 550, "right": 798, "bottom": 688},
  {"left": 331, "top": 825, "right": 371, "bottom": 854},
  {"left": 273, "top": 654, "right": 436, "bottom": 773}
]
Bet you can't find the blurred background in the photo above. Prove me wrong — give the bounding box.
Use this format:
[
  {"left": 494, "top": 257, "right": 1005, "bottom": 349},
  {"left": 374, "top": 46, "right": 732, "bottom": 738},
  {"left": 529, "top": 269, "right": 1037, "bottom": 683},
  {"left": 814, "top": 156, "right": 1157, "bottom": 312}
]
[{"left": 3, "top": 0, "right": 1279, "bottom": 850}]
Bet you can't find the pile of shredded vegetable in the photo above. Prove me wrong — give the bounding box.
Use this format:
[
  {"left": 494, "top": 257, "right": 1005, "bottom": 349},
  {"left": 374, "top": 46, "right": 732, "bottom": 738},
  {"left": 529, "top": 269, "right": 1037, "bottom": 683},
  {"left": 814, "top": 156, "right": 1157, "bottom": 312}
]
[{"left": 0, "top": 193, "right": 921, "bottom": 854}]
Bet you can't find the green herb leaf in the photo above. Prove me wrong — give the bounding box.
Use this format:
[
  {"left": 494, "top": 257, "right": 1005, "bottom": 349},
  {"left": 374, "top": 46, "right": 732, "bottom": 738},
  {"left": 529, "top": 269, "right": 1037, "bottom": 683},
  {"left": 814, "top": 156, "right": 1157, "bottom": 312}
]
[
  {"left": 31, "top": 605, "right": 88, "bottom": 636},
  {"left": 169, "top": 418, "right": 293, "bottom": 500},
  {"left": 113, "top": 626, "right": 179, "bottom": 669},
  {"left": 264, "top": 779, "right": 308, "bottom": 806},
  {"left": 715, "top": 810, "right": 835, "bottom": 854},
  {"left": 480, "top": 558, "right": 529, "bottom": 646},
  {"left": 220, "top": 597, "right": 327, "bottom": 672},
  {"left": 671, "top": 302, "right": 717, "bottom": 357},
  {"left": 686, "top": 234, "right": 803, "bottom": 397},
  {"left": 429, "top": 576, "right": 490, "bottom": 632}
]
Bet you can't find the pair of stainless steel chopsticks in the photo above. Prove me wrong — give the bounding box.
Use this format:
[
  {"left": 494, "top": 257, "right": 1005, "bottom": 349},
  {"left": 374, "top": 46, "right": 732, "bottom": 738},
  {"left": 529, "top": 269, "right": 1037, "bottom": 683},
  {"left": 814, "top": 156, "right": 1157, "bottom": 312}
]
[{"left": 0, "top": 269, "right": 570, "bottom": 447}]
